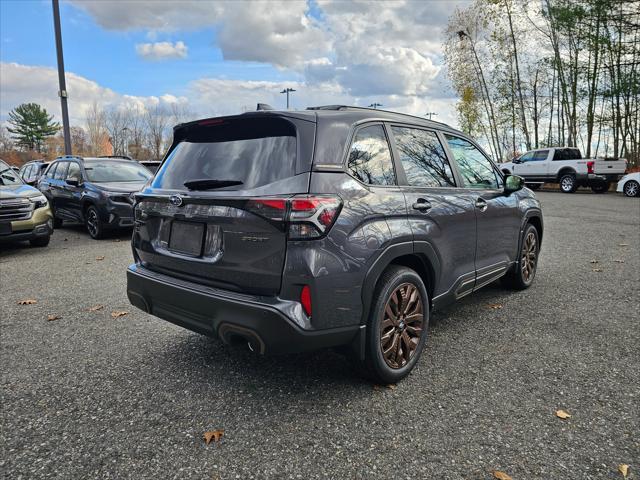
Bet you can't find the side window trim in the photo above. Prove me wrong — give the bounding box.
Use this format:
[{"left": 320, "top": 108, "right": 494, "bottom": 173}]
[
  {"left": 342, "top": 121, "right": 399, "bottom": 188},
  {"left": 387, "top": 123, "right": 457, "bottom": 189},
  {"left": 440, "top": 132, "right": 504, "bottom": 190}
]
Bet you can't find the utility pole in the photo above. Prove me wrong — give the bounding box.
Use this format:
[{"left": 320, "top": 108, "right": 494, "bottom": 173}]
[
  {"left": 52, "top": 0, "right": 71, "bottom": 155},
  {"left": 425, "top": 112, "right": 438, "bottom": 120},
  {"left": 280, "top": 88, "right": 296, "bottom": 109},
  {"left": 368, "top": 103, "right": 382, "bottom": 109}
]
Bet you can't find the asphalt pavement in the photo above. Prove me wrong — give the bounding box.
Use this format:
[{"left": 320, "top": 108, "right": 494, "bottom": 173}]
[{"left": 1, "top": 190, "right": 639, "bottom": 479}]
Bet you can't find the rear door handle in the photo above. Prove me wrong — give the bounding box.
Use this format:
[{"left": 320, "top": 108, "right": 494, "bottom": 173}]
[
  {"left": 412, "top": 199, "right": 432, "bottom": 212},
  {"left": 475, "top": 198, "right": 488, "bottom": 212}
]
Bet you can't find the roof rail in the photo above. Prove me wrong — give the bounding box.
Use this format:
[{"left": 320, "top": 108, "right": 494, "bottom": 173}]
[
  {"left": 98, "top": 155, "right": 133, "bottom": 160},
  {"left": 306, "top": 105, "right": 452, "bottom": 128},
  {"left": 55, "top": 154, "right": 83, "bottom": 160}
]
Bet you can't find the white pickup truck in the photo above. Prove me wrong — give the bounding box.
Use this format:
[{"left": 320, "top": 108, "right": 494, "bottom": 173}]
[{"left": 500, "top": 147, "right": 627, "bottom": 193}]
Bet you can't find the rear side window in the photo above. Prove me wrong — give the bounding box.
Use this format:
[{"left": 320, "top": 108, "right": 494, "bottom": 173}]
[
  {"left": 553, "top": 148, "right": 581, "bottom": 161},
  {"left": 153, "top": 117, "right": 297, "bottom": 191},
  {"left": 391, "top": 126, "right": 455, "bottom": 187},
  {"left": 445, "top": 135, "right": 501, "bottom": 189},
  {"left": 533, "top": 150, "right": 549, "bottom": 161},
  {"left": 347, "top": 124, "right": 396, "bottom": 186}
]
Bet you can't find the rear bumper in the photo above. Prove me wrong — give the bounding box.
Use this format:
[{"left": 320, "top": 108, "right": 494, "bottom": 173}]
[
  {"left": 126, "top": 264, "right": 361, "bottom": 354},
  {"left": 588, "top": 173, "right": 622, "bottom": 183}
]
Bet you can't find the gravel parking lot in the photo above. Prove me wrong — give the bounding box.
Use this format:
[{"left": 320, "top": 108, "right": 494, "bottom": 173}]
[{"left": 1, "top": 191, "right": 638, "bottom": 479}]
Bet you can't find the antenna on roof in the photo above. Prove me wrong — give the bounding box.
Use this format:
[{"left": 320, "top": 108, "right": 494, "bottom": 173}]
[{"left": 256, "top": 103, "right": 274, "bottom": 111}]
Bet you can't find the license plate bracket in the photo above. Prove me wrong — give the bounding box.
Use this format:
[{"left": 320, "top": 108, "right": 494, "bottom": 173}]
[{"left": 169, "top": 221, "right": 205, "bottom": 256}]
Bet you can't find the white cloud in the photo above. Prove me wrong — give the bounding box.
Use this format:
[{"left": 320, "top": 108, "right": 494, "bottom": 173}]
[
  {"left": 0, "top": 62, "right": 187, "bottom": 125},
  {"left": 136, "top": 41, "right": 188, "bottom": 61},
  {"left": 69, "top": 0, "right": 470, "bottom": 104}
]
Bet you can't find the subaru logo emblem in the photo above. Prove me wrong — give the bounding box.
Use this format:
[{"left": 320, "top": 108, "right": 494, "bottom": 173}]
[{"left": 169, "top": 195, "right": 183, "bottom": 207}]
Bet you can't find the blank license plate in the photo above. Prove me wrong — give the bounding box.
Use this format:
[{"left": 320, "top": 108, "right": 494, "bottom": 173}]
[
  {"left": 0, "top": 223, "right": 12, "bottom": 235},
  {"left": 169, "top": 221, "right": 205, "bottom": 256}
]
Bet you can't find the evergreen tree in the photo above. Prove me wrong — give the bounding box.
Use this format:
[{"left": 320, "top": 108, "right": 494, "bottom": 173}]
[{"left": 7, "top": 103, "right": 59, "bottom": 152}]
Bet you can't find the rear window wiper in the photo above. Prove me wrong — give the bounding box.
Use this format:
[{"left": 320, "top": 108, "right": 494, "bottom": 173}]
[{"left": 183, "top": 179, "right": 244, "bottom": 190}]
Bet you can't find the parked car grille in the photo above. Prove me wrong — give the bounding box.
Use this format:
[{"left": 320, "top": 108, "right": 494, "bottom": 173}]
[{"left": 0, "top": 198, "right": 34, "bottom": 222}]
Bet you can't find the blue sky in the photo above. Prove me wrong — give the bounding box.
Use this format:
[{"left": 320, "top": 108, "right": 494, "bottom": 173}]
[
  {"left": 1, "top": 0, "right": 295, "bottom": 97},
  {"left": 0, "top": 0, "right": 464, "bottom": 126}
]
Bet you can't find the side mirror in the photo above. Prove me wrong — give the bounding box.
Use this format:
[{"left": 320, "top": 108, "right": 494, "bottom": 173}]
[
  {"left": 505, "top": 174, "right": 525, "bottom": 193},
  {"left": 512, "top": 157, "right": 521, "bottom": 164},
  {"left": 66, "top": 177, "right": 81, "bottom": 187}
]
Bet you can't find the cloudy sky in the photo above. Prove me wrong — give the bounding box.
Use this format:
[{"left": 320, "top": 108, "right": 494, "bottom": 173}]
[{"left": 0, "top": 0, "right": 468, "bottom": 128}]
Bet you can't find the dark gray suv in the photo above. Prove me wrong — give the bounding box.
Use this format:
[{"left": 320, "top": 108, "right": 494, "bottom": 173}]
[{"left": 127, "top": 106, "right": 543, "bottom": 383}]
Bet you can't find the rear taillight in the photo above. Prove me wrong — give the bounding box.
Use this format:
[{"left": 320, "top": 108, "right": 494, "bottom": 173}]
[
  {"left": 587, "top": 161, "right": 594, "bottom": 174},
  {"left": 289, "top": 195, "right": 342, "bottom": 239},
  {"left": 245, "top": 195, "right": 342, "bottom": 239},
  {"left": 300, "top": 285, "right": 312, "bottom": 317}
]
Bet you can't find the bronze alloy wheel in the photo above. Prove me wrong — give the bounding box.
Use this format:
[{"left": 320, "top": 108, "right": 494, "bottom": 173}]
[
  {"left": 521, "top": 230, "right": 537, "bottom": 283},
  {"left": 380, "top": 282, "right": 424, "bottom": 369}
]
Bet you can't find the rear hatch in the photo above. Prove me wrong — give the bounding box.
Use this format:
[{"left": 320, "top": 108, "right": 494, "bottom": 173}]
[{"left": 132, "top": 113, "right": 316, "bottom": 296}]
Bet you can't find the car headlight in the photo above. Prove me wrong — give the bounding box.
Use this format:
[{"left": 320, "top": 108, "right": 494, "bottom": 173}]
[
  {"left": 107, "top": 193, "right": 135, "bottom": 205},
  {"left": 29, "top": 195, "right": 48, "bottom": 209}
]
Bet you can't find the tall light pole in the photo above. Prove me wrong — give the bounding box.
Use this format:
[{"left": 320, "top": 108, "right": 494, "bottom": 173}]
[
  {"left": 52, "top": 0, "right": 71, "bottom": 155},
  {"left": 425, "top": 112, "right": 438, "bottom": 120},
  {"left": 368, "top": 103, "right": 382, "bottom": 109},
  {"left": 280, "top": 88, "right": 296, "bottom": 109}
]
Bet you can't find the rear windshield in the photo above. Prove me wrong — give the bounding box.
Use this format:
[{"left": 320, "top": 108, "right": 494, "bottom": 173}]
[
  {"left": 152, "top": 117, "right": 297, "bottom": 191},
  {"left": 84, "top": 161, "right": 152, "bottom": 183}
]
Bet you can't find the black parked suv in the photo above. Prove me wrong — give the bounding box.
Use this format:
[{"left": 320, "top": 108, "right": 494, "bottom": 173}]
[
  {"left": 39, "top": 156, "right": 152, "bottom": 239},
  {"left": 126, "top": 106, "right": 543, "bottom": 383}
]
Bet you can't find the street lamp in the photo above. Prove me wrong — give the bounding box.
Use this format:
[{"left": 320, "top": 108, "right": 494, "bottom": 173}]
[
  {"left": 368, "top": 103, "right": 382, "bottom": 109},
  {"left": 280, "top": 88, "right": 296, "bottom": 109},
  {"left": 424, "top": 112, "right": 438, "bottom": 120}
]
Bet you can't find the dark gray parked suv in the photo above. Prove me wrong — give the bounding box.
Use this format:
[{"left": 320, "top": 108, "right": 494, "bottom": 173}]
[{"left": 127, "top": 106, "right": 543, "bottom": 383}]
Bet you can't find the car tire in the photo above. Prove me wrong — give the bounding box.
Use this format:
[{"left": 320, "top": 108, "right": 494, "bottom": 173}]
[
  {"left": 30, "top": 235, "right": 50, "bottom": 247},
  {"left": 559, "top": 173, "right": 577, "bottom": 193},
  {"left": 590, "top": 182, "right": 610, "bottom": 193},
  {"left": 501, "top": 223, "right": 539, "bottom": 290},
  {"left": 623, "top": 180, "right": 639, "bottom": 197},
  {"left": 361, "top": 265, "right": 429, "bottom": 384},
  {"left": 85, "top": 205, "right": 105, "bottom": 239}
]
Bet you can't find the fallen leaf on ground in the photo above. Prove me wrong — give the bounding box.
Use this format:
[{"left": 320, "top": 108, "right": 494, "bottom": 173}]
[
  {"left": 88, "top": 305, "right": 104, "bottom": 312},
  {"left": 373, "top": 384, "right": 397, "bottom": 391},
  {"left": 590, "top": 259, "right": 599, "bottom": 264},
  {"left": 592, "top": 268, "right": 603, "bottom": 272},
  {"left": 95, "top": 256, "right": 105, "bottom": 261},
  {"left": 203, "top": 429, "right": 224, "bottom": 445},
  {"left": 17, "top": 299, "right": 37, "bottom": 305},
  {"left": 492, "top": 471, "right": 512, "bottom": 480},
  {"left": 47, "top": 314, "right": 61, "bottom": 322},
  {"left": 614, "top": 259, "right": 625, "bottom": 263},
  {"left": 619, "top": 243, "right": 629, "bottom": 247},
  {"left": 555, "top": 409, "right": 571, "bottom": 419},
  {"left": 63, "top": 238, "right": 68, "bottom": 241},
  {"left": 111, "top": 311, "right": 129, "bottom": 318},
  {"left": 618, "top": 464, "right": 629, "bottom": 478},
  {"left": 113, "top": 239, "right": 121, "bottom": 242},
  {"left": 488, "top": 303, "right": 503, "bottom": 309}
]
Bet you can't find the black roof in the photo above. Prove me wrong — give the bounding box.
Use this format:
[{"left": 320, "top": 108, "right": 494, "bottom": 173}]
[{"left": 177, "top": 105, "right": 462, "bottom": 135}]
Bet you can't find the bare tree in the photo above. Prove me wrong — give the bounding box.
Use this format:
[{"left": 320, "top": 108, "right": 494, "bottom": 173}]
[
  {"left": 105, "top": 107, "right": 130, "bottom": 156},
  {"left": 145, "top": 104, "right": 169, "bottom": 160}
]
